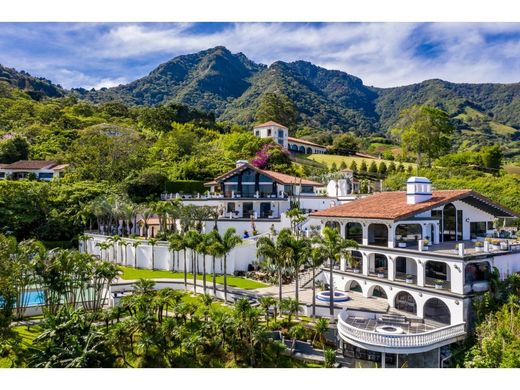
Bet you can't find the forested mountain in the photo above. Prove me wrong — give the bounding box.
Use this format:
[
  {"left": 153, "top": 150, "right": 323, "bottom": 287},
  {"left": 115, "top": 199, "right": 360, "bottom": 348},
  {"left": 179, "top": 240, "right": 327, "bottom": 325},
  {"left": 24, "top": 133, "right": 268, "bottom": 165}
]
[
  {"left": 0, "top": 64, "right": 65, "bottom": 100},
  {"left": 3, "top": 46, "right": 520, "bottom": 147}
]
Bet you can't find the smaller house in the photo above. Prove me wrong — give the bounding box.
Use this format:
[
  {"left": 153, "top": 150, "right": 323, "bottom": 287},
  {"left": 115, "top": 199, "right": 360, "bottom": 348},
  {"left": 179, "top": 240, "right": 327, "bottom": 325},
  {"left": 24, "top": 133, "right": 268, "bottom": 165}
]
[
  {"left": 253, "top": 121, "right": 327, "bottom": 154},
  {"left": 0, "top": 160, "right": 68, "bottom": 181}
]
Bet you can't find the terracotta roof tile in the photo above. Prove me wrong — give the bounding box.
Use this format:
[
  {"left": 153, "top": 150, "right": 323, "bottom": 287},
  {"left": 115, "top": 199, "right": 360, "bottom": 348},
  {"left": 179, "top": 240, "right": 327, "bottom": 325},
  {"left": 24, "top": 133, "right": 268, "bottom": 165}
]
[
  {"left": 2, "top": 160, "right": 58, "bottom": 170},
  {"left": 287, "top": 136, "right": 325, "bottom": 148},
  {"left": 254, "top": 121, "right": 287, "bottom": 129},
  {"left": 311, "top": 190, "right": 474, "bottom": 220},
  {"left": 261, "top": 170, "right": 322, "bottom": 186}
]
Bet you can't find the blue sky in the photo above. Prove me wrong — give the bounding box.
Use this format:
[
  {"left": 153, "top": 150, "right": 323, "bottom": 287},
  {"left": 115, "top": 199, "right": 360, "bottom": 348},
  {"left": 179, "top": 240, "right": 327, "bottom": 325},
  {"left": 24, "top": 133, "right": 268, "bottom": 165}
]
[{"left": 1, "top": 22, "right": 520, "bottom": 89}]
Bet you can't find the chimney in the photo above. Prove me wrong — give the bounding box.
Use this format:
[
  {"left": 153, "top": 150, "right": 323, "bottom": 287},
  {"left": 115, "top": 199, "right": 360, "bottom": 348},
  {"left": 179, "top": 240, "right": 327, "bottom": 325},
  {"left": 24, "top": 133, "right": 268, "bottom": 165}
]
[
  {"left": 236, "top": 160, "right": 248, "bottom": 168},
  {"left": 406, "top": 177, "right": 432, "bottom": 205}
]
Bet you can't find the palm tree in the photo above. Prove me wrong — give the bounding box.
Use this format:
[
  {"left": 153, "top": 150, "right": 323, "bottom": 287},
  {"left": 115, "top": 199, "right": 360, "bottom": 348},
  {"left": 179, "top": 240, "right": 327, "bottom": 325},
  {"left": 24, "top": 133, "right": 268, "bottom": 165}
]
[
  {"left": 288, "top": 324, "right": 305, "bottom": 354},
  {"left": 256, "top": 233, "right": 286, "bottom": 302},
  {"left": 219, "top": 228, "right": 242, "bottom": 304},
  {"left": 184, "top": 230, "right": 202, "bottom": 294},
  {"left": 279, "top": 297, "right": 299, "bottom": 325},
  {"left": 258, "top": 296, "right": 276, "bottom": 325},
  {"left": 207, "top": 230, "right": 225, "bottom": 297},
  {"left": 108, "top": 235, "right": 122, "bottom": 264},
  {"left": 131, "top": 240, "right": 140, "bottom": 268},
  {"left": 77, "top": 234, "right": 90, "bottom": 254},
  {"left": 148, "top": 238, "right": 158, "bottom": 270},
  {"left": 278, "top": 231, "right": 311, "bottom": 315},
  {"left": 315, "top": 226, "right": 359, "bottom": 316},
  {"left": 308, "top": 246, "right": 327, "bottom": 317},
  {"left": 168, "top": 233, "right": 184, "bottom": 272},
  {"left": 312, "top": 317, "right": 329, "bottom": 348},
  {"left": 196, "top": 233, "right": 212, "bottom": 294}
]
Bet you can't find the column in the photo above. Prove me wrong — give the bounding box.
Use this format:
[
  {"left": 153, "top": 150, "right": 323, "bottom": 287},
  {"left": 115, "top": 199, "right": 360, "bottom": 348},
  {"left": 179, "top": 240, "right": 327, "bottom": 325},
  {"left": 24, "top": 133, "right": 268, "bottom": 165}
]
[
  {"left": 387, "top": 224, "right": 395, "bottom": 248},
  {"left": 416, "top": 258, "right": 425, "bottom": 287},
  {"left": 433, "top": 223, "right": 440, "bottom": 245},
  {"left": 362, "top": 224, "right": 369, "bottom": 246},
  {"left": 362, "top": 252, "right": 369, "bottom": 276},
  {"left": 387, "top": 255, "right": 395, "bottom": 281},
  {"left": 340, "top": 255, "right": 346, "bottom": 271}
]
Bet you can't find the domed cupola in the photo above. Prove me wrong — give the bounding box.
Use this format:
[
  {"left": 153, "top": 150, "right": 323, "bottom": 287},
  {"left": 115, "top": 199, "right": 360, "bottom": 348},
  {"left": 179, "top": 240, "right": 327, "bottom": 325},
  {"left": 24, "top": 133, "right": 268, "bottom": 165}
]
[{"left": 406, "top": 177, "right": 432, "bottom": 204}]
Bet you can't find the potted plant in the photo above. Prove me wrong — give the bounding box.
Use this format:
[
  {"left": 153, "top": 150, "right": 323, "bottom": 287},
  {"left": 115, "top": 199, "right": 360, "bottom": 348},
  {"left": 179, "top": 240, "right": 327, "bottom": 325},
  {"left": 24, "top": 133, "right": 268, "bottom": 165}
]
[
  {"left": 377, "top": 267, "right": 385, "bottom": 278},
  {"left": 422, "top": 239, "right": 430, "bottom": 250},
  {"left": 349, "top": 256, "right": 361, "bottom": 273},
  {"left": 475, "top": 241, "right": 484, "bottom": 252},
  {"left": 434, "top": 279, "right": 445, "bottom": 289},
  {"left": 425, "top": 236, "right": 431, "bottom": 246},
  {"left": 405, "top": 274, "right": 414, "bottom": 284},
  {"left": 491, "top": 239, "right": 501, "bottom": 251}
]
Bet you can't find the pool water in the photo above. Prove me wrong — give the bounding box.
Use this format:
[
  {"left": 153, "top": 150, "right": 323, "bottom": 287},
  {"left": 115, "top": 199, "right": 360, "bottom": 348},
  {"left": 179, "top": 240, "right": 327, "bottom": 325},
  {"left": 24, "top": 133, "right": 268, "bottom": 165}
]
[{"left": 0, "top": 290, "right": 45, "bottom": 308}]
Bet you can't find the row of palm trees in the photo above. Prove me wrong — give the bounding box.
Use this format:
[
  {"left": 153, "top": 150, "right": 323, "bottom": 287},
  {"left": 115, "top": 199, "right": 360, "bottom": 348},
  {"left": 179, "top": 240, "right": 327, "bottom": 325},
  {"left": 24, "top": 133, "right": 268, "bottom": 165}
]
[
  {"left": 84, "top": 227, "right": 243, "bottom": 304},
  {"left": 257, "top": 225, "right": 358, "bottom": 317},
  {"left": 81, "top": 193, "right": 219, "bottom": 238}
]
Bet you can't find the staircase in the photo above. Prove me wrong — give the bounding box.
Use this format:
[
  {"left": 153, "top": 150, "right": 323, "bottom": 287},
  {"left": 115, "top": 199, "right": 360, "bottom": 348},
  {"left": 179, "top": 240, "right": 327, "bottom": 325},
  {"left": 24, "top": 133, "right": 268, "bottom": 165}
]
[
  {"left": 378, "top": 313, "right": 408, "bottom": 325},
  {"left": 289, "top": 268, "right": 322, "bottom": 290}
]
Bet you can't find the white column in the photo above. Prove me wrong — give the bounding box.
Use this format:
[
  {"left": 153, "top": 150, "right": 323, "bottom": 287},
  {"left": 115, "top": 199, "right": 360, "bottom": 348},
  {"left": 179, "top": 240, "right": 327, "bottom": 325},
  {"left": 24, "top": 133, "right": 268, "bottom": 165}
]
[
  {"left": 362, "top": 224, "right": 369, "bottom": 246},
  {"left": 362, "top": 252, "right": 369, "bottom": 276},
  {"left": 340, "top": 255, "right": 346, "bottom": 271},
  {"left": 433, "top": 223, "right": 440, "bottom": 245},
  {"left": 387, "top": 255, "right": 395, "bottom": 281},
  {"left": 417, "top": 259, "right": 425, "bottom": 287},
  {"left": 387, "top": 224, "right": 395, "bottom": 248}
]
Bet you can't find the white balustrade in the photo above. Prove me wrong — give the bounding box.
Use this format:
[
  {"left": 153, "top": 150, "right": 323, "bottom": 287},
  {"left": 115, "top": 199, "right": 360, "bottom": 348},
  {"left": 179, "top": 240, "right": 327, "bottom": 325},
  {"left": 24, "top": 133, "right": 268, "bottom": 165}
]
[{"left": 337, "top": 311, "right": 466, "bottom": 349}]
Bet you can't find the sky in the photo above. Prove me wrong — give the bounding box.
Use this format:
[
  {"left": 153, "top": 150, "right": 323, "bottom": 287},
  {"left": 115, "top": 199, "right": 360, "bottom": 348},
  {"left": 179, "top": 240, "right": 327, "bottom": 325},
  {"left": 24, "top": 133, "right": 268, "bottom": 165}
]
[{"left": 2, "top": 22, "right": 520, "bottom": 90}]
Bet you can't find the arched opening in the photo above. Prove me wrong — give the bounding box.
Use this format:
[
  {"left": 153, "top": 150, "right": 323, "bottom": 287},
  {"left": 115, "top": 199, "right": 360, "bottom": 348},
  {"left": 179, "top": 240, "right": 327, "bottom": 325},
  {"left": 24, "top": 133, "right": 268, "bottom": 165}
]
[
  {"left": 465, "top": 261, "right": 491, "bottom": 293},
  {"left": 347, "top": 250, "right": 363, "bottom": 272},
  {"left": 369, "top": 285, "right": 388, "bottom": 299},
  {"left": 346, "top": 280, "right": 362, "bottom": 293},
  {"left": 369, "top": 253, "right": 388, "bottom": 277},
  {"left": 424, "top": 298, "right": 451, "bottom": 325},
  {"left": 394, "top": 291, "right": 417, "bottom": 314},
  {"left": 325, "top": 220, "right": 341, "bottom": 233},
  {"left": 290, "top": 144, "right": 298, "bottom": 152},
  {"left": 345, "top": 222, "right": 363, "bottom": 244},
  {"left": 306, "top": 147, "right": 313, "bottom": 154},
  {"left": 368, "top": 223, "right": 388, "bottom": 246},
  {"left": 425, "top": 261, "right": 451, "bottom": 290},
  {"left": 394, "top": 256, "right": 417, "bottom": 283},
  {"left": 395, "top": 224, "right": 422, "bottom": 247},
  {"left": 443, "top": 203, "right": 457, "bottom": 241},
  {"left": 299, "top": 145, "right": 305, "bottom": 153}
]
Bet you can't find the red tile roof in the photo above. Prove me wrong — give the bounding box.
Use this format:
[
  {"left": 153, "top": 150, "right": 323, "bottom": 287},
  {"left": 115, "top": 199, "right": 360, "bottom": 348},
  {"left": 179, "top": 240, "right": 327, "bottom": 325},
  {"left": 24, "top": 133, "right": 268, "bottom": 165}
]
[
  {"left": 254, "top": 121, "right": 287, "bottom": 129},
  {"left": 205, "top": 162, "right": 322, "bottom": 187},
  {"left": 1, "top": 160, "right": 58, "bottom": 170},
  {"left": 287, "top": 136, "right": 326, "bottom": 149},
  {"left": 311, "top": 190, "right": 475, "bottom": 220}
]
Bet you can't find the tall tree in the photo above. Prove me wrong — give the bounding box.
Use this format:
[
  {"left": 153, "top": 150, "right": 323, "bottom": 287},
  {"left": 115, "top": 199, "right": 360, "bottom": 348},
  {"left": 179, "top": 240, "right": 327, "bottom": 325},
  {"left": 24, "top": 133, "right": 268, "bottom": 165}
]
[
  {"left": 391, "top": 105, "right": 454, "bottom": 169},
  {"left": 315, "top": 226, "right": 358, "bottom": 315},
  {"left": 254, "top": 92, "right": 297, "bottom": 129}
]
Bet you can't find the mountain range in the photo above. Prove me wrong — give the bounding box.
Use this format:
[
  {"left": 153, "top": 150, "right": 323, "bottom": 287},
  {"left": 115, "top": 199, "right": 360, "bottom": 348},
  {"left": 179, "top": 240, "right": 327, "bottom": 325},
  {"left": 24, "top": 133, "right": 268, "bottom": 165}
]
[{"left": 2, "top": 46, "right": 520, "bottom": 149}]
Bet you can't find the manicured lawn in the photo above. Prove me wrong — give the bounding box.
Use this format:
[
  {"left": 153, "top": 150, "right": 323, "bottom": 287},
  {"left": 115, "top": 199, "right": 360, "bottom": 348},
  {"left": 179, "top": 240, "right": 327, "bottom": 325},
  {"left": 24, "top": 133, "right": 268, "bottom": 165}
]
[
  {"left": 306, "top": 153, "right": 415, "bottom": 170},
  {"left": 118, "top": 266, "right": 269, "bottom": 290},
  {"left": 0, "top": 325, "right": 42, "bottom": 368}
]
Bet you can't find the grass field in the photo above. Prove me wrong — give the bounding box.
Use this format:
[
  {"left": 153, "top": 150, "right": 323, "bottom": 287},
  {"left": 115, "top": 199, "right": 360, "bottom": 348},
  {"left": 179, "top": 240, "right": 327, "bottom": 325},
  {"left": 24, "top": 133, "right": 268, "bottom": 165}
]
[
  {"left": 306, "top": 153, "right": 415, "bottom": 170},
  {"left": 118, "top": 266, "right": 269, "bottom": 290},
  {"left": 505, "top": 164, "right": 520, "bottom": 176},
  {"left": 0, "top": 325, "right": 42, "bottom": 368}
]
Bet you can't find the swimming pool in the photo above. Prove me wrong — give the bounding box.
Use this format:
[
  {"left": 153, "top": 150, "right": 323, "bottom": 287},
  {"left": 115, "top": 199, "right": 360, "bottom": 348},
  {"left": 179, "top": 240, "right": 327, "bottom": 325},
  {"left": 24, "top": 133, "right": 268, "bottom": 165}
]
[{"left": 0, "top": 290, "right": 45, "bottom": 308}]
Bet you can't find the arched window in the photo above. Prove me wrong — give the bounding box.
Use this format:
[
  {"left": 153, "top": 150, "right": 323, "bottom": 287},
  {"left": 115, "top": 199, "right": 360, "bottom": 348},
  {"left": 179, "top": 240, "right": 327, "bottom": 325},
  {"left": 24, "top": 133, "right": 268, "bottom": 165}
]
[
  {"left": 424, "top": 298, "right": 451, "bottom": 325},
  {"left": 345, "top": 222, "right": 363, "bottom": 244},
  {"left": 443, "top": 203, "right": 457, "bottom": 241},
  {"left": 347, "top": 280, "right": 362, "bottom": 293},
  {"left": 368, "top": 223, "right": 388, "bottom": 246},
  {"left": 306, "top": 147, "right": 313, "bottom": 154},
  {"left": 370, "top": 285, "right": 387, "bottom": 299},
  {"left": 325, "top": 221, "right": 341, "bottom": 233},
  {"left": 299, "top": 145, "right": 305, "bottom": 153},
  {"left": 394, "top": 291, "right": 417, "bottom": 314},
  {"left": 465, "top": 262, "right": 491, "bottom": 284}
]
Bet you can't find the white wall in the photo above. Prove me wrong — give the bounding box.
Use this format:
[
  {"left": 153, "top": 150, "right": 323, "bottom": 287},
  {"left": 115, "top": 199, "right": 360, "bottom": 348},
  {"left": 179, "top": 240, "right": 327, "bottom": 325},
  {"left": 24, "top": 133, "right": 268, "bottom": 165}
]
[{"left": 84, "top": 233, "right": 259, "bottom": 274}]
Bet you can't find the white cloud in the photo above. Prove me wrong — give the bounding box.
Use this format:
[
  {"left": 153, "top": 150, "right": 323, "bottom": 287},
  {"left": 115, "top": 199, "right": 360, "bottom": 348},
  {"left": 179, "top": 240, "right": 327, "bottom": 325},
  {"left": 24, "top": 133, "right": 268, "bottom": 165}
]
[{"left": 3, "top": 22, "right": 520, "bottom": 88}]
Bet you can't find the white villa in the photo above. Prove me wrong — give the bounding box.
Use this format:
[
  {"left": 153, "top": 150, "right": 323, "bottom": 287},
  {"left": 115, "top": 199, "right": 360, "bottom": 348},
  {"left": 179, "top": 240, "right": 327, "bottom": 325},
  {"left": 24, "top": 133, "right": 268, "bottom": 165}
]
[
  {"left": 309, "top": 176, "right": 520, "bottom": 367},
  {"left": 0, "top": 160, "right": 68, "bottom": 181},
  {"left": 253, "top": 121, "right": 327, "bottom": 154}
]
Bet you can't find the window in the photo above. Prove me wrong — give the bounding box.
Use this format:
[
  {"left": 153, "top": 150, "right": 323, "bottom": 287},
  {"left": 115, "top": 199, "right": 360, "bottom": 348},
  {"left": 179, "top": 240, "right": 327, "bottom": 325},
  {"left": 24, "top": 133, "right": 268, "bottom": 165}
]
[
  {"left": 243, "top": 203, "right": 254, "bottom": 218},
  {"left": 301, "top": 185, "right": 314, "bottom": 193},
  {"left": 457, "top": 210, "right": 463, "bottom": 241},
  {"left": 267, "top": 129, "right": 272, "bottom": 136},
  {"left": 255, "top": 131, "right": 260, "bottom": 137},
  {"left": 38, "top": 172, "right": 54, "bottom": 180},
  {"left": 470, "top": 222, "right": 487, "bottom": 238},
  {"left": 278, "top": 129, "right": 284, "bottom": 138},
  {"left": 227, "top": 203, "right": 236, "bottom": 213}
]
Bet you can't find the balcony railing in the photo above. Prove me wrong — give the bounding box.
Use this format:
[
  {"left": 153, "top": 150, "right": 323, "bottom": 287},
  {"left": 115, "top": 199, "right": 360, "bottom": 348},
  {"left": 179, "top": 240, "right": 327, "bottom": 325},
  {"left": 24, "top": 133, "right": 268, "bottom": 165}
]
[{"left": 337, "top": 310, "right": 466, "bottom": 350}]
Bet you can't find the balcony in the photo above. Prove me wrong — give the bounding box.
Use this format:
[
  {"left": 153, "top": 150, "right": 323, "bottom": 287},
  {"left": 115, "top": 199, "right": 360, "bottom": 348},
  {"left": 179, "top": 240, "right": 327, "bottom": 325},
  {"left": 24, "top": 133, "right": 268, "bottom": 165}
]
[{"left": 337, "top": 309, "right": 466, "bottom": 354}]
